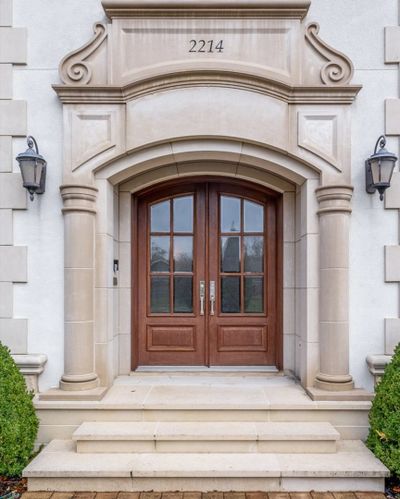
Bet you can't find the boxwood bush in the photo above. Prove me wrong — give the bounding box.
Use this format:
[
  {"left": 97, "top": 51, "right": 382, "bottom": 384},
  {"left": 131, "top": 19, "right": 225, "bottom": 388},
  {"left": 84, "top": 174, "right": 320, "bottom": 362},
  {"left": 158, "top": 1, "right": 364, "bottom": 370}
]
[
  {"left": 0, "top": 342, "right": 39, "bottom": 476},
  {"left": 367, "top": 343, "right": 400, "bottom": 477}
]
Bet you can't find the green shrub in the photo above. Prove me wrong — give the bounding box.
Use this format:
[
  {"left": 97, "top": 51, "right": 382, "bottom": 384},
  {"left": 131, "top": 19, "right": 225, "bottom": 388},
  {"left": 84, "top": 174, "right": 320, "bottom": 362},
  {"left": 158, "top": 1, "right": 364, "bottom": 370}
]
[
  {"left": 367, "top": 343, "right": 400, "bottom": 477},
  {"left": 0, "top": 342, "right": 39, "bottom": 476}
]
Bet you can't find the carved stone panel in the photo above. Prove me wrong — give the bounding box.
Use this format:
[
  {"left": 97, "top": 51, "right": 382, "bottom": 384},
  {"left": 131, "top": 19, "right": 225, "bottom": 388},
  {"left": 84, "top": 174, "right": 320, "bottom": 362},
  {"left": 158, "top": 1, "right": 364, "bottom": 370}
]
[
  {"left": 298, "top": 112, "right": 339, "bottom": 169},
  {"left": 64, "top": 105, "right": 125, "bottom": 177},
  {"left": 111, "top": 18, "right": 301, "bottom": 85}
]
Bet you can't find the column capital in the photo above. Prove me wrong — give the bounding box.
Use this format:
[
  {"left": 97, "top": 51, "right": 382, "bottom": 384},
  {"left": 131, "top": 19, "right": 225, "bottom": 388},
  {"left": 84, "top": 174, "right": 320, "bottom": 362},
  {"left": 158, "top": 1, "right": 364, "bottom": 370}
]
[
  {"left": 60, "top": 183, "right": 98, "bottom": 214},
  {"left": 316, "top": 184, "right": 353, "bottom": 215}
]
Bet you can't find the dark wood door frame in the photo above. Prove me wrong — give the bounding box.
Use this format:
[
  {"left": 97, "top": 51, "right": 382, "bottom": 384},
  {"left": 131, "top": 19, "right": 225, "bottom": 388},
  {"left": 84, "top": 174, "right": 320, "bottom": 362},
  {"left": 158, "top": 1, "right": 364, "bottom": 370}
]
[{"left": 131, "top": 176, "right": 283, "bottom": 370}]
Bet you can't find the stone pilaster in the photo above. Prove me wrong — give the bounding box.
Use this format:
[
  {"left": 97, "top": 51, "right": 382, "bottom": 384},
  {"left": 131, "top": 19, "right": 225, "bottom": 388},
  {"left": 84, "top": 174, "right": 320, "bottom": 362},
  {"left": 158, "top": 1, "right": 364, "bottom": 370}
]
[
  {"left": 60, "top": 184, "right": 99, "bottom": 391},
  {"left": 314, "top": 185, "right": 354, "bottom": 391}
]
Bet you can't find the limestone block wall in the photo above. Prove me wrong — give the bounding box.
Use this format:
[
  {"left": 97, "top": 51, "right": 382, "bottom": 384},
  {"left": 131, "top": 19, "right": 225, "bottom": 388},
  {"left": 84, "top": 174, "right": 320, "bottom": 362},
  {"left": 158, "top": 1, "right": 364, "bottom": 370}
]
[
  {"left": 383, "top": 24, "right": 400, "bottom": 356},
  {"left": 0, "top": 0, "right": 28, "bottom": 353}
]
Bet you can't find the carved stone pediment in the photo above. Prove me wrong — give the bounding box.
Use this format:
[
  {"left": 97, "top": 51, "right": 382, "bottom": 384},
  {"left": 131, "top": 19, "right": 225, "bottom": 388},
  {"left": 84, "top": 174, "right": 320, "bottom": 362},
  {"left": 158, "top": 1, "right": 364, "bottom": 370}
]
[
  {"left": 55, "top": 0, "right": 358, "bottom": 95},
  {"left": 54, "top": 0, "right": 361, "bottom": 183}
]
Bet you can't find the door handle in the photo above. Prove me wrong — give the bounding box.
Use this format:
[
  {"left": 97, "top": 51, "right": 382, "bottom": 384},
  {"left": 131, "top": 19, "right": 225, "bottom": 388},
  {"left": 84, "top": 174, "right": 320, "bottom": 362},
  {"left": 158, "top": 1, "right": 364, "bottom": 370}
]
[
  {"left": 209, "top": 280, "right": 215, "bottom": 315},
  {"left": 199, "top": 281, "right": 205, "bottom": 316}
]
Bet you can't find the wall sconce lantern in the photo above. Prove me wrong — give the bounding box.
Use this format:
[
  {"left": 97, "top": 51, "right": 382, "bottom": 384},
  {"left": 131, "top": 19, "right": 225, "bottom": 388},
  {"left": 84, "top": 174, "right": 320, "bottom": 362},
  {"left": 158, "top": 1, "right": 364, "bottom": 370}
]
[
  {"left": 16, "top": 136, "right": 47, "bottom": 201},
  {"left": 366, "top": 135, "right": 397, "bottom": 201}
]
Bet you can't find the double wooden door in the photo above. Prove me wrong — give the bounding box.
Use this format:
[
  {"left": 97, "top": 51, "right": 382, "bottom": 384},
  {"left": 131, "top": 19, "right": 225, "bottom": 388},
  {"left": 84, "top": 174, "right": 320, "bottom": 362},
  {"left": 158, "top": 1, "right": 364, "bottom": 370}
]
[{"left": 133, "top": 179, "right": 280, "bottom": 367}]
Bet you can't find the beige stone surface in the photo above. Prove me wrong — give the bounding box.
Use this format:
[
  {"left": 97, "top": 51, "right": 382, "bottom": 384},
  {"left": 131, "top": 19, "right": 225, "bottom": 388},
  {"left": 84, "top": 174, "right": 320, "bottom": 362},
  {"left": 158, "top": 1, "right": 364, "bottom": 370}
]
[
  {"left": 0, "top": 208, "right": 12, "bottom": 244},
  {"left": 111, "top": 17, "right": 300, "bottom": 86},
  {"left": 0, "top": 27, "right": 26, "bottom": 63},
  {"left": 385, "top": 26, "right": 400, "bottom": 63},
  {"left": 0, "top": 0, "right": 12, "bottom": 26},
  {"left": 0, "top": 135, "right": 11, "bottom": 172},
  {"left": 384, "top": 171, "right": 400, "bottom": 209},
  {"left": 384, "top": 318, "right": 400, "bottom": 354},
  {"left": 0, "top": 100, "right": 26, "bottom": 133},
  {"left": 0, "top": 63, "right": 12, "bottom": 98},
  {"left": 0, "top": 172, "right": 27, "bottom": 208},
  {"left": 73, "top": 421, "right": 339, "bottom": 453},
  {"left": 23, "top": 438, "right": 388, "bottom": 491},
  {"left": 385, "top": 245, "right": 400, "bottom": 282},
  {"left": 385, "top": 98, "right": 400, "bottom": 135},
  {"left": 0, "top": 281, "right": 12, "bottom": 316},
  {"left": 0, "top": 245, "right": 27, "bottom": 282},
  {"left": 64, "top": 213, "right": 95, "bottom": 269},
  {"left": 125, "top": 88, "right": 288, "bottom": 152},
  {"left": 65, "top": 269, "right": 94, "bottom": 322},
  {"left": 0, "top": 317, "right": 27, "bottom": 353}
]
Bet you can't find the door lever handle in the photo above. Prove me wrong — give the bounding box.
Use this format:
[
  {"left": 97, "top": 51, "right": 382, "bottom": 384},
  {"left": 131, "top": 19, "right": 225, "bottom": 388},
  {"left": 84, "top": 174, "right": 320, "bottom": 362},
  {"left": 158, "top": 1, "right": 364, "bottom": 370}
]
[
  {"left": 199, "top": 280, "right": 205, "bottom": 316},
  {"left": 209, "top": 280, "right": 215, "bottom": 315}
]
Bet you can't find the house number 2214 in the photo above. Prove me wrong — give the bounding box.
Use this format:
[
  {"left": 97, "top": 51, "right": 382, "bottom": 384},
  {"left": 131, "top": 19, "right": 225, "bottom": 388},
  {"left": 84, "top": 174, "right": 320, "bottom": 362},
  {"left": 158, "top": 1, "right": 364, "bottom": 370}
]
[{"left": 189, "top": 40, "right": 224, "bottom": 53}]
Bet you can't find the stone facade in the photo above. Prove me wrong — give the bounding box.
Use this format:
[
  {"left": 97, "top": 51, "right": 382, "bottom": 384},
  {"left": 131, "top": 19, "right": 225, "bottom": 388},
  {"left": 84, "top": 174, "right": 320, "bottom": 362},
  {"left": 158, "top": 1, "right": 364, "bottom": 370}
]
[{"left": 0, "top": 0, "right": 398, "bottom": 396}]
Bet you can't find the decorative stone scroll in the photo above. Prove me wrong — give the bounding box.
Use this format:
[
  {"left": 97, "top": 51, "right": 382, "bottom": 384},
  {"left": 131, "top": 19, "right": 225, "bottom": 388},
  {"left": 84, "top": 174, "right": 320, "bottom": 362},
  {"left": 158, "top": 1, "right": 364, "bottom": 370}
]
[
  {"left": 60, "top": 23, "right": 107, "bottom": 85},
  {"left": 305, "top": 22, "right": 354, "bottom": 86}
]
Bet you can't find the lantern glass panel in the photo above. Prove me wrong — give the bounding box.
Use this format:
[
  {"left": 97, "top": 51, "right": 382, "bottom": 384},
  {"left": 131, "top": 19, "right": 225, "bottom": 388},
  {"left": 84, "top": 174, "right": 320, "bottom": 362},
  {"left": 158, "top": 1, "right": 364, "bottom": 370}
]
[
  {"left": 380, "top": 158, "right": 396, "bottom": 184},
  {"left": 20, "top": 159, "right": 43, "bottom": 189}
]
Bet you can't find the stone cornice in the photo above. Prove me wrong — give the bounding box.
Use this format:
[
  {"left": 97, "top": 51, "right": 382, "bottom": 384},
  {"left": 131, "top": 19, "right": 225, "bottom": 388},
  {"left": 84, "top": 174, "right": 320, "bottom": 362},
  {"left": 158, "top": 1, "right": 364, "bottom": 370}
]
[
  {"left": 102, "top": 0, "right": 311, "bottom": 19},
  {"left": 53, "top": 70, "right": 362, "bottom": 105}
]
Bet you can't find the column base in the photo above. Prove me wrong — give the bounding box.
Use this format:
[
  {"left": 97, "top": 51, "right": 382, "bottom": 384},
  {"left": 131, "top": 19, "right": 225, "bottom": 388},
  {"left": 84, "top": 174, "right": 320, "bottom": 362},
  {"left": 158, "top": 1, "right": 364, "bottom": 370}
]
[
  {"left": 314, "top": 378, "right": 354, "bottom": 392},
  {"left": 306, "top": 386, "right": 373, "bottom": 401},
  {"left": 39, "top": 385, "right": 108, "bottom": 401},
  {"left": 314, "top": 372, "right": 354, "bottom": 391},
  {"left": 60, "top": 372, "right": 99, "bottom": 391}
]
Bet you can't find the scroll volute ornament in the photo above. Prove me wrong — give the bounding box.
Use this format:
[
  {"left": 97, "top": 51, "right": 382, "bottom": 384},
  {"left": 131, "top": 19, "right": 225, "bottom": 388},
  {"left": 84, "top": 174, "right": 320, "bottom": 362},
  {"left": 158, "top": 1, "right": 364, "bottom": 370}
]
[
  {"left": 59, "top": 22, "right": 108, "bottom": 85},
  {"left": 305, "top": 22, "right": 354, "bottom": 86}
]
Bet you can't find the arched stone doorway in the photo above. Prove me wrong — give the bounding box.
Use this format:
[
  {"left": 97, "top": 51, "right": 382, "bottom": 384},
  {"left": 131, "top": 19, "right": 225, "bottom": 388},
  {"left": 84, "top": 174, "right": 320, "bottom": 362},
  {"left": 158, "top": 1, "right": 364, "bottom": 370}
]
[{"left": 49, "top": 0, "right": 363, "bottom": 399}]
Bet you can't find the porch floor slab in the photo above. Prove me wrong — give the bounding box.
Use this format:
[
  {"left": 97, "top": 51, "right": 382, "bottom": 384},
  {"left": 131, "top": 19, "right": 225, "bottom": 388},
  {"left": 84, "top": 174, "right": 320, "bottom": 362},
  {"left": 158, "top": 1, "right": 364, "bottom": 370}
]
[{"left": 36, "top": 375, "right": 373, "bottom": 411}]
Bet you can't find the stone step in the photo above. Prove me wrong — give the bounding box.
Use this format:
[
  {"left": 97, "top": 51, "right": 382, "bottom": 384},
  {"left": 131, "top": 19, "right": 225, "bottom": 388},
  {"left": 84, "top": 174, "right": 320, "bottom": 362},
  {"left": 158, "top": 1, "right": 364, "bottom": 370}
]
[
  {"left": 23, "top": 439, "right": 389, "bottom": 492},
  {"left": 73, "top": 421, "right": 340, "bottom": 453}
]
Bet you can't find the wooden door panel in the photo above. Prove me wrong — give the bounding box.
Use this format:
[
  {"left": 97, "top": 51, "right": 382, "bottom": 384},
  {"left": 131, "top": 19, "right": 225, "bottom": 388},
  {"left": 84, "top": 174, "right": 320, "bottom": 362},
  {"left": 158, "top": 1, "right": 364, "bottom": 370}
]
[
  {"left": 147, "top": 326, "right": 197, "bottom": 351},
  {"left": 217, "top": 325, "right": 267, "bottom": 351}
]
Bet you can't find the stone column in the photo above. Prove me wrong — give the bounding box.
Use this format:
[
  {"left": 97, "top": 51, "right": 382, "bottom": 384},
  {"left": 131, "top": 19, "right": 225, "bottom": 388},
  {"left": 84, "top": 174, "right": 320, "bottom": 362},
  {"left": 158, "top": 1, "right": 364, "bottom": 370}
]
[
  {"left": 314, "top": 185, "right": 354, "bottom": 391},
  {"left": 60, "top": 184, "right": 99, "bottom": 391}
]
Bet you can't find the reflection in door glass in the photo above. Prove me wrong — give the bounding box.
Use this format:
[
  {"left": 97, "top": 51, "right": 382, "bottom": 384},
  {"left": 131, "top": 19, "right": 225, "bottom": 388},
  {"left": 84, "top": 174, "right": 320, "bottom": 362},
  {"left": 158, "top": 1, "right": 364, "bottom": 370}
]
[
  {"left": 221, "top": 276, "right": 240, "bottom": 313},
  {"left": 150, "top": 236, "right": 170, "bottom": 272},
  {"left": 244, "top": 276, "right": 264, "bottom": 313},
  {"left": 221, "top": 196, "right": 241, "bottom": 232},
  {"left": 173, "top": 196, "right": 193, "bottom": 232},
  {"left": 244, "top": 236, "right": 264, "bottom": 273},
  {"left": 174, "top": 276, "right": 193, "bottom": 313},
  {"left": 174, "top": 236, "right": 193, "bottom": 272},
  {"left": 150, "top": 276, "right": 170, "bottom": 313},
  {"left": 151, "top": 200, "right": 170, "bottom": 232},
  {"left": 244, "top": 200, "right": 264, "bottom": 233},
  {"left": 221, "top": 236, "right": 240, "bottom": 273}
]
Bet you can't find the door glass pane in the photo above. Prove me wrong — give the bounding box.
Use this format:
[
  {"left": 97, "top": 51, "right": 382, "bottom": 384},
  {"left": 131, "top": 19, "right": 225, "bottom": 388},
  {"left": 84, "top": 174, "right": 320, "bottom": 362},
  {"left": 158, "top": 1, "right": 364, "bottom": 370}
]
[
  {"left": 244, "top": 277, "right": 264, "bottom": 313},
  {"left": 244, "top": 200, "right": 264, "bottom": 233},
  {"left": 173, "top": 196, "right": 193, "bottom": 232},
  {"left": 221, "top": 276, "right": 240, "bottom": 313},
  {"left": 221, "top": 236, "right": 240, "bottom": 273},
  {"left": 221, "top": 196, "right": 241, "bottom": 233},
  {"left": 174, "top": 276, "right": 193, "bottom": 313},
  {"left": 151, "top": 276, "right": 170, "bottom": 313},
  {"left": 150, "top": 236, "right": 170, "bottom": 272},
  {"left": 174, "top": 236, "right": 193, "bottom": 272},
  {"left": 244, "top": 236, "right": 264, "bottom": 273},
  {"left": 151, "top": 200, "right": 170, "bottom": 232}
]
